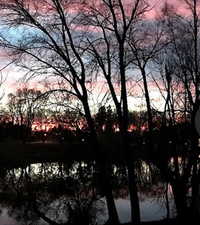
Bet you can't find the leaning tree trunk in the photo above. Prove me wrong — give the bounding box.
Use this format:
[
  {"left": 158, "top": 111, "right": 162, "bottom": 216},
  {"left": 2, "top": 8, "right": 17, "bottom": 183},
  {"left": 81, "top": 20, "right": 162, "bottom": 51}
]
[{"left": 141, "top": 67, "right": 153, "bottom": 133}]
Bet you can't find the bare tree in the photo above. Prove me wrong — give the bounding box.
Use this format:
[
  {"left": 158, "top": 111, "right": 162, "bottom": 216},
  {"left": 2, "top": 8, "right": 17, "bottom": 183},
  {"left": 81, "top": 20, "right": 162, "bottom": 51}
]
[
  {"left": 78, "top": 0, "right": 151, "bottom": 223},
  {"left": 153, "top": 0, "right": 200, "bottom": 219},
  {"left": 128, "top": 19, "right": 167, "bottom": 133},
  {"left": 0, "top": 0, "right": 119, "bottom": 224},
  {"left": 7, "top": 87, "right": 47, "bottom": 128}
]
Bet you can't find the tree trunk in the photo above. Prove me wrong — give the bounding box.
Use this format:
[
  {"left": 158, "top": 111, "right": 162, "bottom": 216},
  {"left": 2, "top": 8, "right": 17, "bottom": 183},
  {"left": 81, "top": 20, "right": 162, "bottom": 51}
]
[
  {"left": 119, "top": 42, "right": 141, "bottom": 224},
  {"left": 190, "top": 97, "right": 200, "bottom": 217},
  {"left": 127, "top": 160, "right": 141, "bottom": 224},
  {"left": 97, "top": 160, "right": 120, "bottom": 224},
  {"left": 171, "top": 181, "right": 188, "bottom": 220},
  {"left": 82, "top": 98, "right": 119, "bottom": 224},
  {"left": 141, "top": 67, "right": 153, "bottom": 133},
  {"left": 165, "top": 182, "right": 170, "bottom": 220}
]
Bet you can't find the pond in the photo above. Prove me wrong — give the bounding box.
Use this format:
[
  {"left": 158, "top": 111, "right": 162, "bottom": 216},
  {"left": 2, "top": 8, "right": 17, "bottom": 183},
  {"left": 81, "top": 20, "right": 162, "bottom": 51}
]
[
  {"left": 0, "top": 198, "right": 174, "bottom": 225},
  {"left": 0, "top": 161, "right": 175, "bottom": 225}
]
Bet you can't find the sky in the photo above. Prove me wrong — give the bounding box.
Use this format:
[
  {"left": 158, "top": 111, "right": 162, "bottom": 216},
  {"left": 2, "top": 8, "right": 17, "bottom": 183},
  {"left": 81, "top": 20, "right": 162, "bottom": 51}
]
[{"left": 0, "top": 0, "right": 195, "bottom": 112}]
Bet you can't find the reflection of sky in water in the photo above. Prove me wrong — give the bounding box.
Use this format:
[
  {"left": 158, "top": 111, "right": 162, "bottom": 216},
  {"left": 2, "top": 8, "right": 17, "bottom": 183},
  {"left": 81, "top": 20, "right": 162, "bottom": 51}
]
[
  {"left": 0, "top": 197, "right": 175, "bottom": 225},
  {"left": 0, "top": 209, "right": 19, "bottom": 225},
  {"left": 0, "top": 163, "right": 175, "bottom": 224},
  {"left": 116, "top": 198, "right": 173, "bottom": 223}
]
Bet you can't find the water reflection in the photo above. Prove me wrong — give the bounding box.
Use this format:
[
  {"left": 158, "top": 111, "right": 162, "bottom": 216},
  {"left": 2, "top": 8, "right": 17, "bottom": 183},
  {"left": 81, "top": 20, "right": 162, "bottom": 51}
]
[
  {"left": 0, "top": 161, "right": 174, "bottom": 225},
  {"left": 0, "top": 161, "right": 106, "bottom": 225},
  {"left": 0, "top": 208, "right": 19, "bottom": 225}
]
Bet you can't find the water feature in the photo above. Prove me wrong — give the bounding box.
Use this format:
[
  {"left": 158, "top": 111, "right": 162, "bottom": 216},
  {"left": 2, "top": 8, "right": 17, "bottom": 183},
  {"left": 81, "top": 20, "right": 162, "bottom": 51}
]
[
  {"left": 0, "top": 161, "right": 175, "bottom": 225},
  {"left": 0, "top": 198, "right": 174, "bottom": 225}
]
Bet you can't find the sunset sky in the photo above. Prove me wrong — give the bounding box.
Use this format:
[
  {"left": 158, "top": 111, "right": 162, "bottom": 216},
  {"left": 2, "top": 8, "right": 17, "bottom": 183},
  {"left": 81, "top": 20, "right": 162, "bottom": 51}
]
[{"left": 0, "top": 0, "right": 196, "bottom": 112}]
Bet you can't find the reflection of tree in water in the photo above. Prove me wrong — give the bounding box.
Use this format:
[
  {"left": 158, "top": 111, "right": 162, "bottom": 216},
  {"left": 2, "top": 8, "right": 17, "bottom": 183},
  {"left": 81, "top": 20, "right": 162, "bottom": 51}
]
[
  {"left": 0, "top": 161, "right": 106, "bottom": 225},
  {"left": 0, "top": 160, "right": 168, "bottom": 224}
]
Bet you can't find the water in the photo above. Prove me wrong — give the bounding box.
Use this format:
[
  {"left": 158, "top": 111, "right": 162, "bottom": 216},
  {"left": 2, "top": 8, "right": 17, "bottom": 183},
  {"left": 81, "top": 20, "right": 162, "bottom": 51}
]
[
  {"left": 0, "top": 197, "right": 174, "bottom": 225},
  {"left": 0, "top": 209, "right": 19, "bottom": 225},
  {"left": 116, "top": 198, "right": 168, "bottom": 222},
  {"left": 0, "top": 162, "right": 175, "bottom": 225}
]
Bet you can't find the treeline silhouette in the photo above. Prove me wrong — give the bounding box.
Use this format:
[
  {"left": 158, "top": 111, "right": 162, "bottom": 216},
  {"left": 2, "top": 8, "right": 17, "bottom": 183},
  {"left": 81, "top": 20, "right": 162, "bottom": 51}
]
[{"left": 0, "top": 104, "right": 197, "bottom": 225}]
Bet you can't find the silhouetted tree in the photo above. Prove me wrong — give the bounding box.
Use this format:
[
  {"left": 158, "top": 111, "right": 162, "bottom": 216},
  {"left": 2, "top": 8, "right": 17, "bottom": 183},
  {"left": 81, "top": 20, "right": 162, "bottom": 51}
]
[
  {"left": 7, "top": 88, "right": 46, "bottom": 127},
  {"left": 0, "top": 162, "right": 105, "bottom": 225},
  {"left": 0, "top": 1, "right": 119, "bottom": 223},
  {"left": 81, "top": 1, "right": 152, "bottom": 223},
  {"left": 152, "top": 1, "right": 200, "bottom": 220}
]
